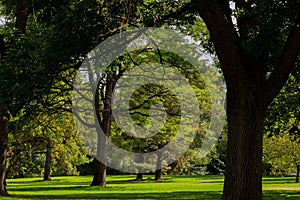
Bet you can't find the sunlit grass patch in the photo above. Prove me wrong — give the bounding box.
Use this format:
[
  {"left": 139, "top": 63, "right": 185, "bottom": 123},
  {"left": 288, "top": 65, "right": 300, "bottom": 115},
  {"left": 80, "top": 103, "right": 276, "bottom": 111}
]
[{"left": 2, "top": 175, "right": 300, "bottom": 199}]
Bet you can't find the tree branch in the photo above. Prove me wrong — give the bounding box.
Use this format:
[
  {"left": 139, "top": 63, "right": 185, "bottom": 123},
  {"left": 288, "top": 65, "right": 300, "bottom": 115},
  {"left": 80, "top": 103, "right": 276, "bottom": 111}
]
[
  {"left": 16, "top": 0, "right": 32, "bottom": 33},
  {"left": 263, "top": 25, "right": 300, "bottom": 107},
  {"left": 191, "top": 0, "right": 248, "bottom": 88}
]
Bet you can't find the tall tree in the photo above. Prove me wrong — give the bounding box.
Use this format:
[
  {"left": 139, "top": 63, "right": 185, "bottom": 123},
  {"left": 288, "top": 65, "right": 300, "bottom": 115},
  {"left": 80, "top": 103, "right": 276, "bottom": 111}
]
[
  {"left": 0, "top": 0, "right": 94, "bottom": 193},
  {"left": 0, "top": 0, "right": 140, "bottom": 190},
  {"left": 192, "top": 0, "right": 300, "bottom": 199},
  {"left": 73, "top": 0, "right": 195, "bottom": 187},
  {"left": 0, "top": 31, "right": 8, "bottom": 196},
  {"left": 0, "top": 0, "right": 32, "bottom": 195},
  {"left": 264, "top": 68, "right": 300, "bottom": 182}
]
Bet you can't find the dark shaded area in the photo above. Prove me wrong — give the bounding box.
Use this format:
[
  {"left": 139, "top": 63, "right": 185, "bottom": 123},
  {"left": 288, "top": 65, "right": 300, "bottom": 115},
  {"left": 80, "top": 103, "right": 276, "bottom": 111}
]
[
  {"left": 262, "top": 177, "right": 299, "bottom": 184},
  {"left": 263, "top": 190, "right": 300, "bottom": 200},
  {"left": 6, "top": 190, "right": 300, "bottom": 200},
  {"left": 5, "top": 176, "right": 300, "bottom": 199},
  {"left": 8, "top": 191, "right": 222, "bottom": 200},
  {"left": 206, "top": 158, "right": 225, "bottom": 175}
]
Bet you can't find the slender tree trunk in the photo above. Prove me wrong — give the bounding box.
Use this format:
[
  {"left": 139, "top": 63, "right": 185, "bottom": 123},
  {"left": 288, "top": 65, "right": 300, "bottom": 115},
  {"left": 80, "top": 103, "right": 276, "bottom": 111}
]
[
  {"left": 91, "top": 75, "right": 113, "bottom": 187},
  {"left": 0, "top": 104, "right": 9, "bottom": 196},
  {"left": 0, "top": 20, "right": 9, "bottom": 199},
  {"left": 43, "top": 145, "right": 51, "bottom": 181},
  {"left": 136, "top": 173, "right": 143, "bottom": 181},
  {"left": 154, "top": 168, "right": 162, "bottom": 181},
  {"left": 222, "top": 88, "right": 265, "bottom": 200},
  {"left": 154, "top": 148, "right": 163, "bottom": 181},
  {"left": 296, "top": 165, "right": 300, "bottom": 183},
  {"left": 135, "top": 153, "right": 144, "bottom": 181},
  {"left": 91, "top": 129, "right": 107, "bottom": 187}
]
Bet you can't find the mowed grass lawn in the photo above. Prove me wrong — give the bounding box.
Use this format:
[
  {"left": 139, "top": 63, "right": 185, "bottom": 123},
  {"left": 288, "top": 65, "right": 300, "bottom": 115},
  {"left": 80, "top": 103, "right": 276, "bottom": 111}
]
[{"left": 1, "top": 175, "right": 299, "bottom": 199}]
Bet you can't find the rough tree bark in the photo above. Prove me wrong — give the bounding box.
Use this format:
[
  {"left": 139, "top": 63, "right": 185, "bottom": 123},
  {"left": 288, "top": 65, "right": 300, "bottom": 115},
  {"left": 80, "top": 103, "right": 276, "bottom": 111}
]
[
  {"left": 224, "top": 86, "right": 265, "bottom": 199},
  {"left": 192, "top": 0, "right": 300, "bottom": 199}
]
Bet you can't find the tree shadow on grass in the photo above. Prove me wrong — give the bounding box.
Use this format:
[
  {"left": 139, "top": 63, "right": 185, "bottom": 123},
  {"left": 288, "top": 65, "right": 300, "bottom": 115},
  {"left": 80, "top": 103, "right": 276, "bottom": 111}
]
[
  {"left": 263, "top": 190, "right": 300, "bottom": 199},
  {"left": 7, "top": 177, "right": 174, "bottom": 187},
  {"left": 8, "top": 186, "right": 95, "bottom": 192},
  {"left": 7, "top": 188, "right": 300, "bottom": 199},
  {"left": 9, "top": 191, "right": 222, "bottom": 200},
  {"left": 262, "top": 177, "right": 297, "bottom": 184}
]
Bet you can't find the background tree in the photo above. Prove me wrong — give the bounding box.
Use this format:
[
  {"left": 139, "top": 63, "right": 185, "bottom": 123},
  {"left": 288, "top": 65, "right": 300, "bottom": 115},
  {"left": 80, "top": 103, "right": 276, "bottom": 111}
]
[
  {"left": 0, "top": 0, "right": 35, "bottom": 194},
  {"left": 0, "top": 0, "right": 140, "bottom": 191},
  {"left": 7, "top": 112, "right": 89, "bottom": 180},
  {"left": 192, "top": 0, "right": 300, "bottom": 199},
  {"left": 264, "top": 68, "right": 300, "bottom": 182},
  {"left": 0, "top": 0, "right": 101, "bottom": 193},
  {"left": 263, "top": 134, "right": 300, "bottom": 182},
  {"left": 72, "top": 0, "right": 196, "bottom": 187},
  {"left": 265, "top": 69, "right": 300, "bottom": 136}
]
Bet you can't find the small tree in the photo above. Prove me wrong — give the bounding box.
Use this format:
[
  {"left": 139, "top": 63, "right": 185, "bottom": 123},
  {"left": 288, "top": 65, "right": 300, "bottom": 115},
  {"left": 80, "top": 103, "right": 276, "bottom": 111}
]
[{"left": 264, "top": 133, "right": 300, "bottom": 182}]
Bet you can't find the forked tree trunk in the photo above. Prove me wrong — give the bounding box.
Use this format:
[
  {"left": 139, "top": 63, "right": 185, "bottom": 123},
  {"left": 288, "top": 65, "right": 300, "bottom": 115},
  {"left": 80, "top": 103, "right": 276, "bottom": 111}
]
[
  {"left": 43, "top": 145, "right": 51, "bottom": 181},
  {"left": 0, "top": 105, "right": 9, "bottom": 196},
  {"left": 91, "top": 76, "right": 113, "bottom": 187},
  {"left": 191, "top": 1, "right": 300, "bottom": 199},
  {"left": 296, "top": 165, "right": 300, "bottom": 183},
  {"left": 222, "top": 88, "right": 265, "bottom": 200}
]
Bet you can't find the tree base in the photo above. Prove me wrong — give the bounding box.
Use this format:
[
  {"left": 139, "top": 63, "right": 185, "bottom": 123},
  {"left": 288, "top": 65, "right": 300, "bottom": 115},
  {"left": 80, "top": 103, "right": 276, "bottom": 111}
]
[
  {"left": 0, "top": 187, "right": 9, "bottom": 197},
  {"left": 90, "top": 182, "right": 106, "bottom": 187}
]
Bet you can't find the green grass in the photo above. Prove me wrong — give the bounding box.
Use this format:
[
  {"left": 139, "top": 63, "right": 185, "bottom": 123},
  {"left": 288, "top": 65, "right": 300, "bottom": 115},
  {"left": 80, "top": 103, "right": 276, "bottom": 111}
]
[{"left": 1, "top": 175, "right": 299, "bottom": 199}]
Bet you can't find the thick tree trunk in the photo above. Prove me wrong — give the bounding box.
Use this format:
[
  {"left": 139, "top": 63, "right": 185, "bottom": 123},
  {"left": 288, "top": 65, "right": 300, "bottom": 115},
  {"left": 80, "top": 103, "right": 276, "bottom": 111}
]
[
  {"left": 191, "top": 1, "right": 300, "bottom": 200},
  {"left": 0, "top": 105, "right": 9, "bottom": 196},
  {"left": 91, "top": 159, "right": 107, "bottom": 187},
  {"left": 222, "top": 89, "right": 265, "bottom": 200},
  {"left": 43, "top": 145, "right": 51, "bottom": 181},
  {"left": 296, "top": 165, "right": 300, "bottom": 183}
]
